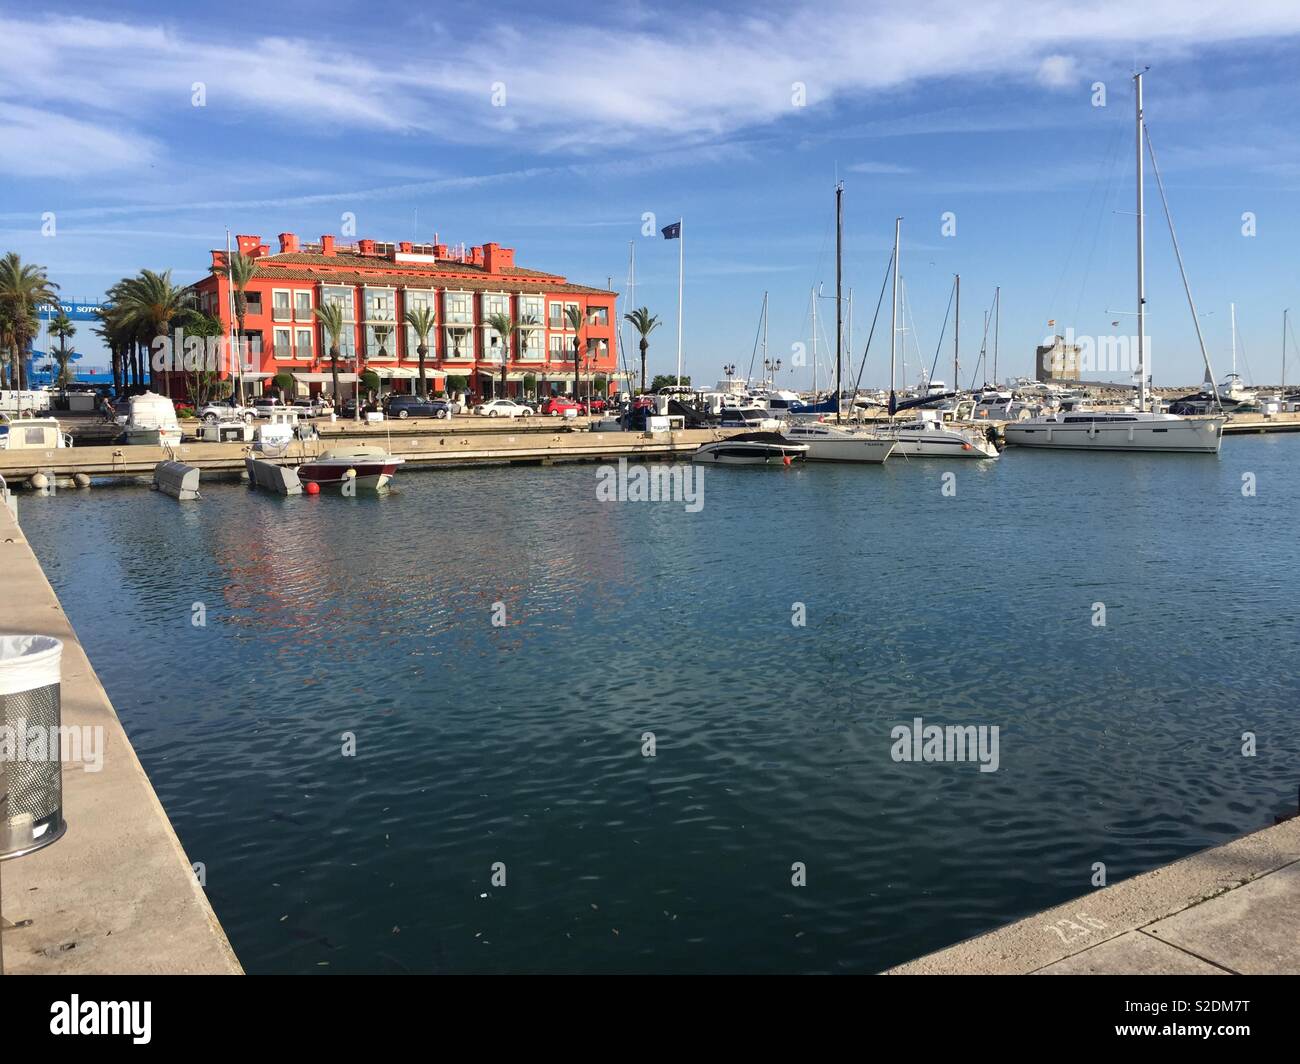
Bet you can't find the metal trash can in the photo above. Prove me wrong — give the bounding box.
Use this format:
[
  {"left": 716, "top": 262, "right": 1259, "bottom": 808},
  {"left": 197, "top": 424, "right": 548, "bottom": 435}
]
[{"left": 0, "top": 635, "right": 67, "bottom": 860}]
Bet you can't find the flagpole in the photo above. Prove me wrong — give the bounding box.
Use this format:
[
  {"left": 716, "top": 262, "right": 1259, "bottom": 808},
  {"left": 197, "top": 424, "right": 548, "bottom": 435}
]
[
  {"left": 225, "top": 229, "right": 241, "bottom": 405},
  {"left": 676, "top": 218, "right": 684, "bottom": 387}
]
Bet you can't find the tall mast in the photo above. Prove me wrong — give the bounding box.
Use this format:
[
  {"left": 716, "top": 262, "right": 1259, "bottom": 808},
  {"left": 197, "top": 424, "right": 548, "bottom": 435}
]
[
  {"left": 835, "top": 180, "right": 844, "bottom": 421},
  {"left": 992, "top": 286, "right": 1000, "bottom": 387},
  {"left": 1135, "top": 70, "right": 1148, "bottom": 413},
  {"left": 811, "top": 286, "right": 817, "bottom": 395},
  {"left": 890, "top": 217, "right": 901, "bottom": 402},
  {"left": 954, "top": 274, "right": 960, "bottom": 393},
  {"left": 628, "top": 241, "right": 636, "bottom": 392},
  {"left": 1230, "top": 301, "right": 1237, "bottom": 378},
  {"left": 1284, "top": 309, "right": 1289, "bottom": 396},
  {"left": 762, "top": 291, "right": 768, "bottom": 381}
]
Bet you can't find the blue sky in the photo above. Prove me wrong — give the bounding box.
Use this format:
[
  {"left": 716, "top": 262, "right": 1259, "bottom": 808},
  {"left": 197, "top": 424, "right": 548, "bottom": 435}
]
[{"left": 4, "top": 1, "right": 1300, "bottom": 389}]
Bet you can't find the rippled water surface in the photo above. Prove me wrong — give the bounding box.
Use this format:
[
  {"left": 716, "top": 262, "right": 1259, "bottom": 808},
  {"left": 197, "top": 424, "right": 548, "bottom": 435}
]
[{"left": 18, "top": 435, "right": 1300, "bottom": 973}]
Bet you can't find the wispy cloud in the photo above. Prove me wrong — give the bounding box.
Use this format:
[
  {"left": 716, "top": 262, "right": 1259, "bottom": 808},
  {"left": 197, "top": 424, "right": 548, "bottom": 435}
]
[{"left": 4, "top": 2, "right": 1300, "bottom": 178}]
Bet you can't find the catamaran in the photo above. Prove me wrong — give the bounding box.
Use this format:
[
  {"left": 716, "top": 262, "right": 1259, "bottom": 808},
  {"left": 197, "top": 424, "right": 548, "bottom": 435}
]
[{"left": 1005, "top": 71, "right": 1225, "bottom": 455}]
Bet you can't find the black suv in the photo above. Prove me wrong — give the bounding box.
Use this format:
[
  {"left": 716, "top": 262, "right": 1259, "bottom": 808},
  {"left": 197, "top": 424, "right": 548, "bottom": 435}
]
[{"left": 384, "top": 395, "right": 453, "bottom": 419}]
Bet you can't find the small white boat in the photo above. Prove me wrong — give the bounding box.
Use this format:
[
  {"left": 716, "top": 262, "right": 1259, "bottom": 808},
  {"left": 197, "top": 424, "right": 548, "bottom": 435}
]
[
  {"left": 693, "top": 432, "right": 808, "bottom": 465},
  {"left": 781, "top": 421, "right": 895, "bottom": 463},
  {"left": 122, "top": 392, "right": 182, "bottom": 447},
  {"left": 298, "top": 446, "right": 404, "bottom": 490},
  {"left": 718, "top": 406, "right": 781, "bottom": 431},
  {"left": 0, "top": 415, "right": 71, "bottom": 450}
]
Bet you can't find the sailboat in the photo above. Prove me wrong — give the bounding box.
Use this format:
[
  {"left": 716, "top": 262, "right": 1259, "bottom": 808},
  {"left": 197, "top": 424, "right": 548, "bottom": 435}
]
[
  {"left": 1006, "top": 71, "right": 1225, "bottom": 454},
  {"left": 781, "top": 181, "right": 896, "bottom": 463},
  {"left": 874, "top": 219, "right": 1000, "bottom": 459}
]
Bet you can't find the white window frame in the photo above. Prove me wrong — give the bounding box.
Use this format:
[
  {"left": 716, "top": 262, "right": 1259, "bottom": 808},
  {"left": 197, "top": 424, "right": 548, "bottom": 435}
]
[
  {"left": 272, "top": 288, "right": 292, "bottom": 322},
  {"left": 293, "top": 289, "right": 313, "bottom": 321},
  {"left": 295, "top": 327, "right": 313, "bottom": 360},
  {"left": 273, "top": 326, "right": 293, "bottom": 359}
]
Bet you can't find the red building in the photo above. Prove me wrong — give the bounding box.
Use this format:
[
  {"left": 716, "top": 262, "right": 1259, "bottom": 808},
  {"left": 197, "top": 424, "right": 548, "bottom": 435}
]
[{"left": 158, "top": 232, "right": 620, "bottom": 403}]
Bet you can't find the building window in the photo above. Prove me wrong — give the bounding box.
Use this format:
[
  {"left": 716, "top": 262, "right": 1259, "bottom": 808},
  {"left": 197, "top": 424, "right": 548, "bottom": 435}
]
[
  {"left": 243, "top": 292, "right": 263, "bottom": 315},
  {"left": 294, "top": 290, "right": 313, "bottom": 320},
  {"left": 364, "top": 287, "right": 396, "bottom": 323},
  {"left": 321, "top": 286, "right": 354, "bottom": 321},
  {"left": 404, "top": 288, "right": 436, "bottom": 316},
  {"left": 517, "top": 325, "right": 543, "bottom": 360},
  {"left": 549, "top": 333, "right": 575, "bottom": 361},
  {"left": 295, "top": 328, "right": 313, "bottom": 360},
  {"left": 444, "top": 326, "right": 474, "bottom": 359},
  {"left": 482, "top": 292, "right": 509, "bottom": 319},
  {"left": 518, "top": 294, "right": 544, "bottom": 325},
  {"left": 586, "top": 338, "right": 609, "bottom": 360},
  {"left": 272, "top": 290, "right": 292, "bottom": 322},
  {"left": 444, "top": 291, "right": 473, "bottom": 324},
  {"left": 366, "top": 325, "right": 397, "bottom": 359},
  {"left": 587, "top": 305, "right": 609, "bottom": 327},
  {"left": 273, "top": 327, "right": 292, "bottom": 358},
  {"left": 548, "top": 301, "right": 565, "bottom": 328}
]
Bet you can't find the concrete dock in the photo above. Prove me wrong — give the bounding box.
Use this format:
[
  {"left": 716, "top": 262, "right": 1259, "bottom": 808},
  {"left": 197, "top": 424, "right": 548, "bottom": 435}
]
[
  {"left": 887, "top": 815, "right": 1300, "bottom": 974},
  {"left": 0, "top": 426, "right": 727, "bottom": 485},
  {"left": 0, "top": 502, "right": 241, "bottom": 974}
]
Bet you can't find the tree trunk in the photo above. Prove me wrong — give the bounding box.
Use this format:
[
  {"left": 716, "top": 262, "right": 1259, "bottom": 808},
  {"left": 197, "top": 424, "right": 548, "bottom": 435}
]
[
  {"left": 640, "top": 339, "right": 648, "bottom": 394},
  {"left": 417, "top": 344, "right": 427, "bottom": 397},
  {"left": 573, "top": 335, "right": 580, "bottom": 399},
  {"left": 330, "top": 346, "right": 340, "bottom": 404}
]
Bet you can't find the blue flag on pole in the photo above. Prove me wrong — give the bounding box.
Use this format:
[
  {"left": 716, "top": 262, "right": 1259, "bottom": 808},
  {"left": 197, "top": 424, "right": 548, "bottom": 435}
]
[{"left": 661, "top": 221, "right": 681, "bottom": 240}]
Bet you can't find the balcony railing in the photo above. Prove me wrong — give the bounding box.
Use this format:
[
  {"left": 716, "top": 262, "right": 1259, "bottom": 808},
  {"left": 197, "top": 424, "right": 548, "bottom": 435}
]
[{"left": 272, "top": 306, "right": 292, "bottom": 322}]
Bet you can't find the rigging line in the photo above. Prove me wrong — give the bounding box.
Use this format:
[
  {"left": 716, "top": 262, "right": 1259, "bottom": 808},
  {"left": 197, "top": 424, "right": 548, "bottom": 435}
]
[
  {"left": 928, "top": 276, "right": 956, "bottom": 386},
  {"left": 970, "top": 305, "right": 992, "bottom": 391},
  {"left": 851, "top": 247, "right": 895, "bottom": 398},
  {"left": 1143, "top": 123, "right": 1222, "bottom": 412},
  {"left": 1072, "top": 122, "right": 1127, "bottom": 327},
  {"left": 744, "top": 296, "right": 765, "bottom": 386},
  {"left": 1050, "top": 119, "right": 1126, "bottom": 318}
]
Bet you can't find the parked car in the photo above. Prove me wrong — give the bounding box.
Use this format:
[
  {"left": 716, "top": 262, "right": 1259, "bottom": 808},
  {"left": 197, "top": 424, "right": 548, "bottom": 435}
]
[
  {"left": 252, "top": 397, "right": 284, "bottom": 417},
  {"left": 539, "top": 396, "right": 582, "bottom": 417},
  {"left": 198, "top": 400, "right": 255, "bottom": 424},
  {"left": 583, "top": 397, "right": 608, "bottom": 413},
  {"left": 290, "top": 397, "right": 331, "bottom": 417},
  {"left": 473, "top": 398, "right": 534, "bottom": 418},
  {"left": 384, "top": 395, "right": 455, "bottom": 419},
  {"left": 340, "top": 398, "right": 381, "bottom": 418}
]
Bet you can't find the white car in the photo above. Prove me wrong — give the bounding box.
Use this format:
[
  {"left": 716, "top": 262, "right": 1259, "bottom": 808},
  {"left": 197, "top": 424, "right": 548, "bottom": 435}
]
[{"left": 473, "top": 398, "right": 533, "bottom": 418}]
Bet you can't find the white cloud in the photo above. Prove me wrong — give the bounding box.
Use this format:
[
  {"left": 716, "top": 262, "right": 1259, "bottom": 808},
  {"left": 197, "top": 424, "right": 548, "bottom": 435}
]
[
  {"left": 2, "top": 1, "right": 1300, "bottom": 173},
  {"left": 848, "top": 162, "right": 914, "bottom": 174},
  {"left": 0, "top": 104, "right": 157, "bottom": 177},
  {"left": 1036, "top": 54, "right": 1078, "bottom": 88}
]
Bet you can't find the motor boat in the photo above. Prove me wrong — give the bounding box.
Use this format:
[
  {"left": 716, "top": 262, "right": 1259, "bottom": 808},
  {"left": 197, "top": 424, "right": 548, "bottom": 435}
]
[
  {"left": 780, "top": 420, "right": 895, "bottom": 463},
  {"left": 1215, "top": 373, "right": 1256, "bottom": 406},
  {"left": 693, "top": 432, "right": 808, "bottom": 465},
  {"left": 877, "top": 411, "right": 1000, "bottom": 458},
  {"left": 1003, "top": 409, "right": 1223, "bottom": 453},
  {"left": 297, "top": 446, "right": 404, "bottom": 490},
  {"left": 0, "top": 415, "right": 71, "bottom": 450},
  {"left": 718, "top": 406, "right": 781, "bottom": 431},
  {"left": 121, "top": 391, "right": 182, "bottom": 447}
]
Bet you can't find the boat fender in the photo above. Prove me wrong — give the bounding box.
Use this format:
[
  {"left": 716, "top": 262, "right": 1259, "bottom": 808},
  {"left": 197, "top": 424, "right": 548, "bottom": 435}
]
[{"left": 962, "top": 443, "right": 971, "bottom": 451}]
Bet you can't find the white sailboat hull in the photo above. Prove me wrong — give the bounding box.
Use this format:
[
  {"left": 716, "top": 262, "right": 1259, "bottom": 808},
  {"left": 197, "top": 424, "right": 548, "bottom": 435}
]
[
  {"left": 781, "top": 424, "right": 895, "bottom": 463},
  {"left": 878, "top": 426, "right": 1000, "bottom": 459},
  {"left": 1004, "top": 416, "right": 1223, "bottom": 453}
]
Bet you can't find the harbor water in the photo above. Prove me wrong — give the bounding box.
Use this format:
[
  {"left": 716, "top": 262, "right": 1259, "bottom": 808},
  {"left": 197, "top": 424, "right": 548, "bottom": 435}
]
[{"left": 19, "top": 435, "right": 1300, "bottom": 973}]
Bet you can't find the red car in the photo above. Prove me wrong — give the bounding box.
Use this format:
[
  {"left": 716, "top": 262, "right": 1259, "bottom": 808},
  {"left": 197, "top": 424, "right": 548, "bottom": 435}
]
[{"left": 540, "top": 397, "right": 583, "bottom": 417}]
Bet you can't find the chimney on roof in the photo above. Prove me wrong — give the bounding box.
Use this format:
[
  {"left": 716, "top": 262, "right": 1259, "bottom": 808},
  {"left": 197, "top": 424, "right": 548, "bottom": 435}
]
[
  {"left": 358, "top": 238, "right": 376, "bottom": 256},
  {"left": 433, "top": 243, "right": 448, "bottom": 259},
  {"left": 399, "top": 241, "right": 413, "bottom": 254},
  {"left": 469, "top": 245, "right": 485, "bottom": 266},
  {"left": 236, "top": 234, "right": 261, "bottom": 257},
  {"left": 278, "top": 232, "right": 299, "bottom": 254},
  {"left": 482, "top": 242, "right": 514, "bottom": 273},
  {"left": 321, "top": 235, "right": 335, "bottom": 256}
]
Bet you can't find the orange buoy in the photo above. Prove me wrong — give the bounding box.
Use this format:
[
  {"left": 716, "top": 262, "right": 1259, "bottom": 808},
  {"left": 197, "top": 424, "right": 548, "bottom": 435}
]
[
  {"left": 783, "top": 455, "right": 793, "bottom": 466},
  {"left": 962, "top": 443, "right": 972, "bottom": 450},
  {"left": 304, "top": 480, "right": 320, "bottom": 495}
]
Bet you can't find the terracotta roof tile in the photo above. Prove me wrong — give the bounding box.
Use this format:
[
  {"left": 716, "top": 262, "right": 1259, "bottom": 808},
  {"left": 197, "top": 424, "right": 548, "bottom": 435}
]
[{"left": 233, "top": 266, "right": 615, "bottom": 297}]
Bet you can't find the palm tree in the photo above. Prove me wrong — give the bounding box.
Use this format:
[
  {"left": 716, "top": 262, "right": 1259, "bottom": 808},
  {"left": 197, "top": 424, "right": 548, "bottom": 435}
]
[
  {"left": 485, "top": 311, "right": 516, "bottom": 399},
  {"left": 49, "top": 310, "right": 76, "bottom": 398},
  {"left": 565, "top": 305, "right": 585, "bottom": 404},
  {"left": 624, "top": 307, "right": 661, "bottom": 395},
  {"left": 313, "top": 302, "right": 346, "bottom": 406},
  {"left": 109, "top": 269, "right": 196, "bottom": 393},
  {"left": 404, "top": 306, "right": 437, "bottom": 398},
  {"left": 0, "top": 253, "right": 60, "bottom": 392},
  {"left": 211, "top": 252, "right": 257, "bottom": 403}
]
